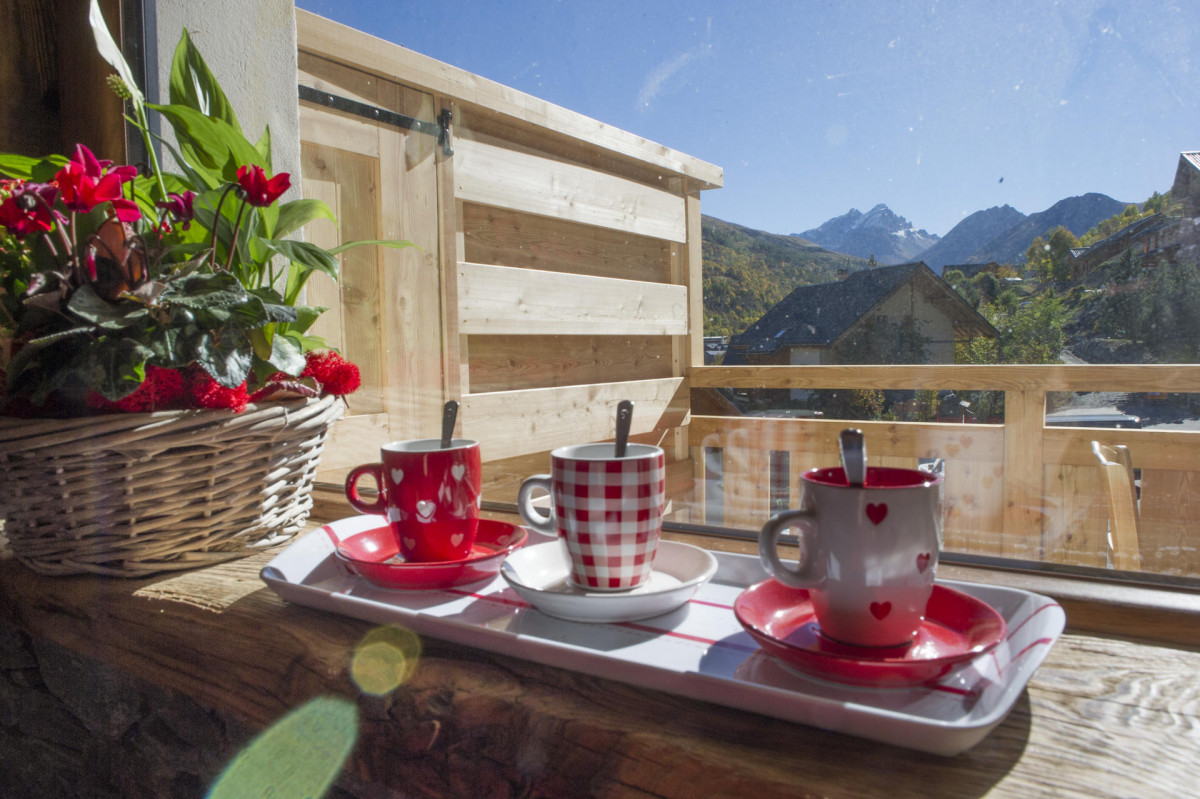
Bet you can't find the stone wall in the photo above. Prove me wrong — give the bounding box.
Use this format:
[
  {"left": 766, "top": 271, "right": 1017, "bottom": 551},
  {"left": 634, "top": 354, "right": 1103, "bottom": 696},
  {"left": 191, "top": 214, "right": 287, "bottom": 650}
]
[{"left": 0, "top": 621, "right": 254, "bottom": 798}]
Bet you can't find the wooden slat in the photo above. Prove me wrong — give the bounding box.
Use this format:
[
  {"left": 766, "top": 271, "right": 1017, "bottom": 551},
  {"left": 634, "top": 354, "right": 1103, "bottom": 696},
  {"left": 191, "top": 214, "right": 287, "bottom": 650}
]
[
  {"left": 1139, "top": 469, "right": 1200, "bottom": 576},
  {"left": 693, "top": 364, "right": 1200, "bottom": 392},
  {"left": 1043, "top": 426, "right": 1200, "bottom": 469},
  {"left": 943, "top": 457, "right": 1005, "bottom": 556},
  {"left": 1001, "top": 391, "right": 1045, "bottom": 559},
  {"left": 684, "top": 189, "right": 705, "bottom": 370},
  {"left": 380, "top": 80, "right": 444, "bottom": 442},
  {"left": 299, "top": 102, "right": 380, "bottom": 157},
  {"left": 298, "top": 141, "right": 345, "bottom": 351},
  {"left": 296, "top": 9, "right": 724, "bottom": 189},
  {"left": 454, "top": 138, "right": 687, "bottom": 243},
  {"left": 462, "top": 204, "right": 672, "bottom": 283},
  {"left": 463, "top": 378, "right": 686, "bottom": 462},
  {"left": 458, "top": 262, "right": 687, "bottom": 336},
  {"left": 468, "top": 335, "right": 675, "bottom": 393},
  {"left": 688, "top": 416, "right": 1004, "bottom": 461},
  {"left": 314, "top": 412, "right": 391, "bottom": 479},
  {"left": 1042, "top": 463, "right": 1108, "bottom": 568}
]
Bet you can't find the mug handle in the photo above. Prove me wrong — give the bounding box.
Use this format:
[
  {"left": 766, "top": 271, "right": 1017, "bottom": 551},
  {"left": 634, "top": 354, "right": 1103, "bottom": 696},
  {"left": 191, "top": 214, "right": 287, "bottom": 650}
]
[
  {"left": 759, "top": 509, "right": 822, "bottom": 589},
  {"left": 517, "top": 474, "right": 556, "bottom": 536},
  {"left": 345, "top": 463, "right": 386, "bottom": 516}
]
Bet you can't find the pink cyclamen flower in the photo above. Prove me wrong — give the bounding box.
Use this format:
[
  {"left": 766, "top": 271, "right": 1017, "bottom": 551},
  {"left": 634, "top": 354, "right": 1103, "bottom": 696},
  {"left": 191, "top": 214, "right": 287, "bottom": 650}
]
[
  {"left": 156, "top": 190, "right": 196, "bottom": 230},
  {"left": 55, "top": 144, "right": 140, "bottom": 222},
  {"left": 235, "top": 165, "right": 290, "bottom": 207},
  {"left": 0, "top": 182, "right": 59, "bottom": 239}
]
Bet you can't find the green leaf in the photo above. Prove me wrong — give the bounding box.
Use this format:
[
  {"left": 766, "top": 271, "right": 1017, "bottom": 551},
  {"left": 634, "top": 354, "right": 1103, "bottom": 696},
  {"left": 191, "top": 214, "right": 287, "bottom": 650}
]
[
  {"left": 148, "top": 103, "right": 265, "bottom": 182},
  {"left": 328, "top": 238, "right": 419, "bottom": 256},
  {"left": 195, "top": 332, "right": 253, "bottom": 389},
  {"left": 169, "top": 28, "right": 241, "bottom": 133},
  {"left": 83, "top": 337, "right": 154, "bottom": 401},
  {"left": 273, "top": 199, "right": 336, "bottom": 240},
  {"left": 267, "top": 330, "right": 306, "bottom": 375},
  {"left": 285, "top": 304, "right": 326, "bottom": 336},
  {"left": 66, "top": 285, "right": 150, "bottom": 329},
  {"left": 255, "top": 125, "right": 272, "bottom": 167},
  {"left": 0, "top": 154, "right": 66, "bottom": 181},
  {"left": 5, "top": 328, "right": 91, "bottom": 388},
  {"left": 265, "top": 240, "right": 340, "bottom": 280}
]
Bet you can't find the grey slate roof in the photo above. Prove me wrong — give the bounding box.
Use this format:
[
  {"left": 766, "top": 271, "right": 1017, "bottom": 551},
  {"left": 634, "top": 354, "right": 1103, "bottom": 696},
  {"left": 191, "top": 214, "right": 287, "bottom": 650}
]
[{"left": 728, "top": 262, "right": 928, "bottom": 357}]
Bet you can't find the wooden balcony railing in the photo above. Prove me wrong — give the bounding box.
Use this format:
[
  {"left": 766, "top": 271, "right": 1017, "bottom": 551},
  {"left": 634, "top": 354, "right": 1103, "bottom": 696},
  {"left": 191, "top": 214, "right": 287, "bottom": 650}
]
[{"left": 688, "top": 364, "right": 1200, "bottom": 578}]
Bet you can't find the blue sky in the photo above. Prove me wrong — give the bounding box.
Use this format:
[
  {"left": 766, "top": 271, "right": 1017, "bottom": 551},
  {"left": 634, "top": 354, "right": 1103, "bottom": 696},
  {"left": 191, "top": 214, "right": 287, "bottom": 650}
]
[{"left": 295, "top": 1, "right": 1200, "bottom": 238}]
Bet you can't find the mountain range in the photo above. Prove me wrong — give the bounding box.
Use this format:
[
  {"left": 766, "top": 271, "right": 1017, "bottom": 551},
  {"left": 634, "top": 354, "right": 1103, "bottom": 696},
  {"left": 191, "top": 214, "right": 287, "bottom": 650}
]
[
  {"left": 794, "top": 204, "right": 939, "bottom": 265},
  {"left": 791, "top": 193, "right": 1131, "bottom": 273}
]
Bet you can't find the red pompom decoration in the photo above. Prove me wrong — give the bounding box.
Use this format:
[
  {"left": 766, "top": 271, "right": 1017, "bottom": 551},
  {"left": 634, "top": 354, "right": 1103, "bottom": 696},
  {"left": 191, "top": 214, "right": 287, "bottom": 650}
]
[
  {"left": 86, "top": 365, "right": 187, "bottom": 413},
  {"left": 187, "top": 368, "right": 249, "bottom": 413},
  {"left": 302, "top": 350, "right": 361, "bottom": 396}
]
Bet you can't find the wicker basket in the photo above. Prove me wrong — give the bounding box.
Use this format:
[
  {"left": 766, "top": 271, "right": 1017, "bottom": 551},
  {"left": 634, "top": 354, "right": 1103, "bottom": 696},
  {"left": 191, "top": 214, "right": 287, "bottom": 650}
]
[{"left": 0, "top": 395, "right": 344, "bottom": 577}]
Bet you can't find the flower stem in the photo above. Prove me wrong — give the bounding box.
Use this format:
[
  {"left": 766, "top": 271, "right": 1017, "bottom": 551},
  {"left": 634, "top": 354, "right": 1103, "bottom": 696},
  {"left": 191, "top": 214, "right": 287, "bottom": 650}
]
[
  {"left": 226, "top": 199, "right": 248, "bottom": 276},
  {"left": 210, "top": 183, "right": 240, "bottom": 271},
  {"left": 132, "top": 101, "right": 168, "bottom": 202}
]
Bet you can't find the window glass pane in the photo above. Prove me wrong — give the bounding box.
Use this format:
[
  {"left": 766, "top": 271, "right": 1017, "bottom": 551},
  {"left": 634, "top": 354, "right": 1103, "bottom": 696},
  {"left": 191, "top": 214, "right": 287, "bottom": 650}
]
[{"left": 296, "top": 1, "right": 1200, "bottom": 584}]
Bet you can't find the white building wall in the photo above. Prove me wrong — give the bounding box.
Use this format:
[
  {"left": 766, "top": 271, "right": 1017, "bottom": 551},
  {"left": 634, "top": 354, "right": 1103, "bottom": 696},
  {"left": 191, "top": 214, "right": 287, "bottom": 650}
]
[{"left": 143, "top": 0, "right": 300, "bottom": 188}]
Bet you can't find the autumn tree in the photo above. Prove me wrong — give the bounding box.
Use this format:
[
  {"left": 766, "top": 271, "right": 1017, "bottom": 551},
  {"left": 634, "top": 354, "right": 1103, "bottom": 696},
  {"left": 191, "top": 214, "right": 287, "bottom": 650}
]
[{"left": 1046, "top": 226, "right": 1080, "bottom": 282}]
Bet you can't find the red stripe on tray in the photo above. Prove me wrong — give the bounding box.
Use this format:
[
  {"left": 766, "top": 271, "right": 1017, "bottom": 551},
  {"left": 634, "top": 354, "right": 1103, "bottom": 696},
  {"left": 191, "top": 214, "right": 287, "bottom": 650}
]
[
  {"left": 441, "top": 588, "right": 756, "bottom": 651},
  {"left": 1005, "top": 602, "right": 1063, "bottom": 640}
]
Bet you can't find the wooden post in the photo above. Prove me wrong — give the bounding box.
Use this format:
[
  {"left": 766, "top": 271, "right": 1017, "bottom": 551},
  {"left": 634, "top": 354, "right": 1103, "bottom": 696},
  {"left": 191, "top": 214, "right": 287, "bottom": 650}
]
[{"left": 1002, "top": 389, "right": 1046, "bottom": 559}]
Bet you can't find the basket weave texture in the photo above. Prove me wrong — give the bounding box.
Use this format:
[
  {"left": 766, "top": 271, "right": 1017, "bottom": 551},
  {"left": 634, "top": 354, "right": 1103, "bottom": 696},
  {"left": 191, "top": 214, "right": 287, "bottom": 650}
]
[{"left": 0, "top": 395, "right": 343, "bottom": 577}]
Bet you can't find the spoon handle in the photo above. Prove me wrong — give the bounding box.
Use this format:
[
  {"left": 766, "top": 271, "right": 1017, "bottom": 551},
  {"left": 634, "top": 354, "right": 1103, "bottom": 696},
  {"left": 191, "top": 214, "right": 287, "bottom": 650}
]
[
  {"left": 441, "top": 400, "right": 459, "bottom": 449},
  {"left": 615, "top": 400, "right": 633, "bottom": 458},
  {"left": 839, "top": 428, "right": 866, "bottom": 486}
]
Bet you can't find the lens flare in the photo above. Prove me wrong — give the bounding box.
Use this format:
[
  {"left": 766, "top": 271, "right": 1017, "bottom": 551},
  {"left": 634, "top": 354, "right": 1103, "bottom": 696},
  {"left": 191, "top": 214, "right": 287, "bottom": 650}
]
[
  {"left": 351, "top": 625, "right": 422, "bottom": 695},
  {"left": 208, "top": 696, "right": 357, "bottom": 799}
]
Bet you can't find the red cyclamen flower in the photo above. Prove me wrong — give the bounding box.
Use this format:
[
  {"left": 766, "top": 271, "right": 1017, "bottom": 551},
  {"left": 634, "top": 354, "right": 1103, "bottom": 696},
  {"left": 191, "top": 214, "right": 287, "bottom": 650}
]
[
  {"left": 0, "top": 182, "right": 59, "bottom": 239},
  {"left": 55, "top": 144, "right": 140, "bottom": 222},
  {"left": 156, "top": 190, "right": 196, "bottom": 230},
  {"left": 235, "top": 165, "right": 290, "bottom": 207}
]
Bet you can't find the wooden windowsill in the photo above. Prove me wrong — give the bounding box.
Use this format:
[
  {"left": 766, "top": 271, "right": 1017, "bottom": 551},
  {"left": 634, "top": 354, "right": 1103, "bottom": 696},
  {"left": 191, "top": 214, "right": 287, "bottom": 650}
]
[{"left": 2, "top": 507, "right": 1198, "bottom": 797}]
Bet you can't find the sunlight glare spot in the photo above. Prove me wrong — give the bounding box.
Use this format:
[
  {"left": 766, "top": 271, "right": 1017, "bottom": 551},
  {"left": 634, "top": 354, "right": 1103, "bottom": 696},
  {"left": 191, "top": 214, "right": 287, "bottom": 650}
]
[
  {"left": 351, "top": 625, "right": 422, "bottom": 695},
  {"left": 208, "top": 696, "right": 357, "bottom": 799}
]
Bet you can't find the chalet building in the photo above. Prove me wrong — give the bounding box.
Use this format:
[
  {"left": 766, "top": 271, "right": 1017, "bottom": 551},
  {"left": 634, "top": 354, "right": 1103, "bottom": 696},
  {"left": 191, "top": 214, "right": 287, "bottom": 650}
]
[
  {"left": 1069, "top": 151, "right": 1200, "bottom": 275},
  {"left": 1068, "top": 212, "right": 1180, "bottom": 276},
  {"left": 723, "top": 262, "right": 996, "bottom": 366},
  {"left": 1170, "top": 150, "right": 1200, "bottom": 263}
]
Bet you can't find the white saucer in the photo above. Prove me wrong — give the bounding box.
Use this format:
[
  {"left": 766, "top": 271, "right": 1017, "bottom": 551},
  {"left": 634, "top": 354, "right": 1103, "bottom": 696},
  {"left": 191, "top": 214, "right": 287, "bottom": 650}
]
[{"left": 500, "top": 539, "right": 719, "bottom": 623}]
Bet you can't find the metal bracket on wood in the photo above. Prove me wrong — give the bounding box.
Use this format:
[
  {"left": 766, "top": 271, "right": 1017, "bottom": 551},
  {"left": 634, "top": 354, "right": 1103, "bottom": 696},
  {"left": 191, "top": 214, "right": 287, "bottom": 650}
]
[
  {"left": 437, "top": 109, "right": 453, "bottom": 156},
  {"left": 298, "top": 85, "right": 454, "bottom": 157}
]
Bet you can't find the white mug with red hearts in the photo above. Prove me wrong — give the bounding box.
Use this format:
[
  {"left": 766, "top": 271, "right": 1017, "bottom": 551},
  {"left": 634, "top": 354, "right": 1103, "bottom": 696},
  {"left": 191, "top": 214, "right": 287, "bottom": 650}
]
[{"left": 758, "top": 466, "right": 943, "bottom": 648}]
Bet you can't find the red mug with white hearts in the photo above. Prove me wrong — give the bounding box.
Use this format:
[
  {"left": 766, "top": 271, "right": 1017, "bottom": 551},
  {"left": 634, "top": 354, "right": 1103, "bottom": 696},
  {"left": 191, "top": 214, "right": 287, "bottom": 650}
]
[
  {"left": 759, "top": 466, "right": 943, "bottom": 648},
  {"left": 344, "top": 439, "right": 482, "bottom": 563},
  {"left": 517, "top": 443, "right": 666, "bottom": 591}
]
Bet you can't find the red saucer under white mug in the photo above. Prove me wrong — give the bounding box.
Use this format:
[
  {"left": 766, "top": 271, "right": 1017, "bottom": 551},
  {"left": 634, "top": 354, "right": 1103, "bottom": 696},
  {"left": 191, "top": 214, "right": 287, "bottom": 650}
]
[
  {"left": 326, "top": 516, "right": 528, "bottom": 591},
  {"left": 734, "top": 579, "right": 1006, "bottom": 687}
]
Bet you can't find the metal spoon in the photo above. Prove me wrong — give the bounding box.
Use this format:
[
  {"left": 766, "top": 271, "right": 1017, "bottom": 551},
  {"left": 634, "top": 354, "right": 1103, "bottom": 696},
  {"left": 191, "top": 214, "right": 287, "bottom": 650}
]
[
  {"left": 441, "top": 400, "right": 459, "bottom": 449},
  {"left": 615, "top": 400, "right": 633, "bottom": 457},
  {"left": 839, "top": 428, "right": 866, "bottom": 486}
]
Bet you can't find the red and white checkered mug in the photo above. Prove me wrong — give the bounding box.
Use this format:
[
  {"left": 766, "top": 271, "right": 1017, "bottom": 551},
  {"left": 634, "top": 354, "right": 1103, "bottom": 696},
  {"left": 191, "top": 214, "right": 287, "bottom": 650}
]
[{"left": 518, "top": 443, "right": 666, "bottom": 591}]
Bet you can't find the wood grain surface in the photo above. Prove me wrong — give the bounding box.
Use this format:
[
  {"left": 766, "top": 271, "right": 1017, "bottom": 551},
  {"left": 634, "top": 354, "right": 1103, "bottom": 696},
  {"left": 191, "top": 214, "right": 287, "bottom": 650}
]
[{"left": 2, "top": 522, "right": 1198, "bottom": 798}]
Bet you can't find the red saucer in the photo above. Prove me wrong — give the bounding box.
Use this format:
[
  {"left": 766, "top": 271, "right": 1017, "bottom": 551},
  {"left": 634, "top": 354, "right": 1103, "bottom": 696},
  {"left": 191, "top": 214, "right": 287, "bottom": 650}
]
[
  {"left": 330, "top": 518, "right": 528, "bottom": 590},
  {"left": 734, "top": 580, "right": 1006, "bottom": 687}
]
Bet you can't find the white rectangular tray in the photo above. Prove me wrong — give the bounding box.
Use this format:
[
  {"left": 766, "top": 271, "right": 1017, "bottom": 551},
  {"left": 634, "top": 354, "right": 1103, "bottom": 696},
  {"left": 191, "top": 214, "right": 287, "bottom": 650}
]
[{"left": 261, "top": 525, "right": 1065, "bottom": 756}]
